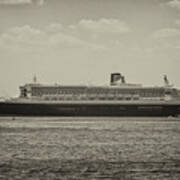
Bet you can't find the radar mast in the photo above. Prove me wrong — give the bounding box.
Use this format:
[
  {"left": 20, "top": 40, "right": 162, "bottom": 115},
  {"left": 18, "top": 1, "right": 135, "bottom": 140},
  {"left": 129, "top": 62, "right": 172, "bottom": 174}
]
[
  {"left": 163, "top": 75, "right": 173, "bottom": 87},
  {"left": 33, "top": 75, "right": 37, "bottom": 84}
]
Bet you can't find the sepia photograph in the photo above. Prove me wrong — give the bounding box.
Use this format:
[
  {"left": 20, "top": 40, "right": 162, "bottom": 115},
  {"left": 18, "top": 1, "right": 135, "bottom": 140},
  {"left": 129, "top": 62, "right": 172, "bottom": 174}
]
[{"left": 0, "top": 0, "right": 180, "bottom": 179}]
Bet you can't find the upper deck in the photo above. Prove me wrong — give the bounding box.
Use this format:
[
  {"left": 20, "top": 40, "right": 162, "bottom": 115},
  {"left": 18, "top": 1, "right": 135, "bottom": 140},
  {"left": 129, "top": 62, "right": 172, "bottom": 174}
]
[{"left": 19, "top": 73, "right": 180, "bottom": 102}]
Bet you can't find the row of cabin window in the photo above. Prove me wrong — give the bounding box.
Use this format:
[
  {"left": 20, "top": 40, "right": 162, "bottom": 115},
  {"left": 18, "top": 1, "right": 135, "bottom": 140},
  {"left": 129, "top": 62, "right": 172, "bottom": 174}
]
[
  {"left": 32, "top": 91, "right": 164, "bottom": 97},
  {"left": 43, "top": 97, "right": 140, "bottom": 101},
  {"left": 31, "top": 88, "right": 165, "bottom": 95}
]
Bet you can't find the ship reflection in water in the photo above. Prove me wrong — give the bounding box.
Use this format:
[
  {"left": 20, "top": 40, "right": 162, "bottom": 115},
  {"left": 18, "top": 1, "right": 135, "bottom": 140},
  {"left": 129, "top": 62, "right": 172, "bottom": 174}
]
[{"left": 0, "top": 73, "right": 180, "bottom": 116}]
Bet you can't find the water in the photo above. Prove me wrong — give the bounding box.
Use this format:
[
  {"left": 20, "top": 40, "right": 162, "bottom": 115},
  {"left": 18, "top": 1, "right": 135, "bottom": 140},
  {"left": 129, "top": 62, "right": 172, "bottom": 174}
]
[{"left": 0, "top": 117, "right": 180, "bottom": 179}]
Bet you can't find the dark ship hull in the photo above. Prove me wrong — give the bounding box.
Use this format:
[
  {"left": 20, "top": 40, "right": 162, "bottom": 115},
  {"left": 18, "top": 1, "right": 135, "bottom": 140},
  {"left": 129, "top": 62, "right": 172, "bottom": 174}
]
[{"left": 0, "top": 101, "right": 180, "bottom": 117}]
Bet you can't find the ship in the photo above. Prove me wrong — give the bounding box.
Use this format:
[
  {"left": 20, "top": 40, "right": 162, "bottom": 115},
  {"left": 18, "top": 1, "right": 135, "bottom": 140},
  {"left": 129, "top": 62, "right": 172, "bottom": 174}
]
[{"left": 0, "top": 73, "right": 180, "bottom": 117}]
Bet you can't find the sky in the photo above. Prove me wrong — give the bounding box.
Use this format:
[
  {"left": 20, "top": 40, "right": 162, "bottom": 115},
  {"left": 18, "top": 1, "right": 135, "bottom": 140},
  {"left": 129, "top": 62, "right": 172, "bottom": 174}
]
[{"left": 0, "top": 0, "right": 180, "bottom": 97}]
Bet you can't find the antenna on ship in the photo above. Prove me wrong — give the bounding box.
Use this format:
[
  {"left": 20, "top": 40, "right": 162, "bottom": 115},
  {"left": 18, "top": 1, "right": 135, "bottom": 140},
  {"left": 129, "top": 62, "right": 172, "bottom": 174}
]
[
  {"left": 33, "top": 75, "right": 37, "bottom": 84},
  {"left": 163, "top": 75, "right": 173, "bottom": 87}
]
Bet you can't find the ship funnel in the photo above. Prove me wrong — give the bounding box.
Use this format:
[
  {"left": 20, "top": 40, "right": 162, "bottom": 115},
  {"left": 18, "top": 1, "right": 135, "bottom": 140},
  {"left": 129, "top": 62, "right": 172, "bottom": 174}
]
[{"left": 110, "top": 73, "right": 122, "bottom": 85}]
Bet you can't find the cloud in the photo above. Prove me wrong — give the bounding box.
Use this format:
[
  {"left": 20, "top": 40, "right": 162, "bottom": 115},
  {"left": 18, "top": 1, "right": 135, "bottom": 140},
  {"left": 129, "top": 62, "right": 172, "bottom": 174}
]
[
  {"left": 0, "top": 24, "right": 104, "bottom": 52},
  {"left": 166, "top": 0, "right": 180, "bottom": 10},
  {"left": 0, "top": 19, "right": 131, "bottom": 52},
  {"left": 175, "top": 20, "right": 180, "bottom": 26},
  {"left": 151, "top": 27, "right": 180, "bottom": 49},
  {"left": 1, "top": 25, "right": 47, "bottom": 48},
  {"left": 0, "top": 0, "right": 31, "bottom": 4},
  {"left": 152, "top": 28, "right": 180, "bottom": 39},
  {"left": 0, "top": 19, "right": 132, "bottom": 56},
  {"left": 71, "top": 18, "right": 131, "bottom": 34},
  {"left": 46, "top": 23, "right": 63, "bottom": 33},
  {"left": 0, "top": 0, "right": 44, "bottom": 5},
  {"left": 31, "top": 0, "right": 44, "bottom": 6}
]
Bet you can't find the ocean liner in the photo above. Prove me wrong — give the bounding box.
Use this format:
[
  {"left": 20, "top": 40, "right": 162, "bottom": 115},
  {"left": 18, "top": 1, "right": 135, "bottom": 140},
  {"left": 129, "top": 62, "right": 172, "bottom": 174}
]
[{"left": 0, "top": 73, "right": 180, "bottom": 117}]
